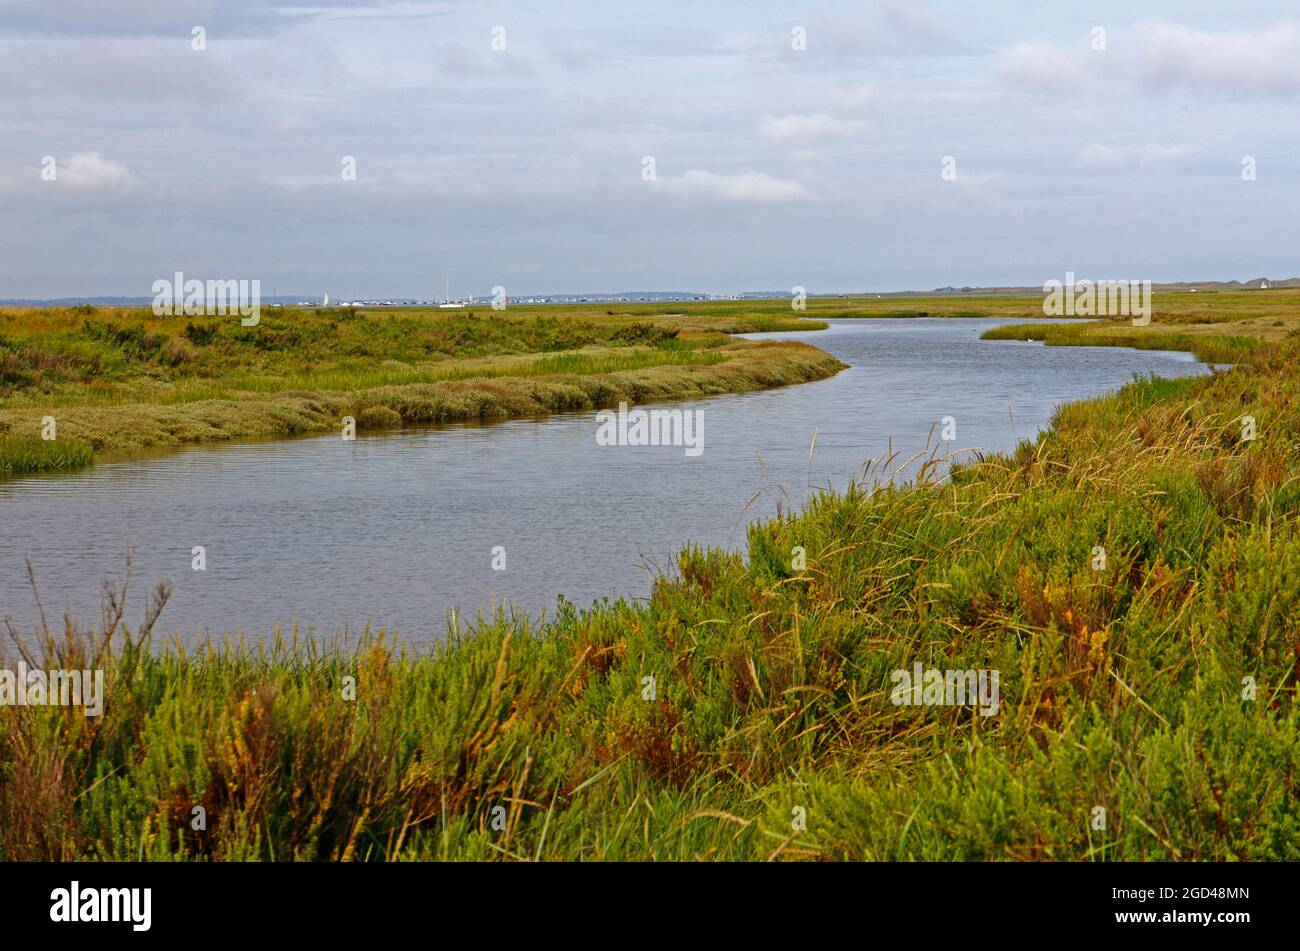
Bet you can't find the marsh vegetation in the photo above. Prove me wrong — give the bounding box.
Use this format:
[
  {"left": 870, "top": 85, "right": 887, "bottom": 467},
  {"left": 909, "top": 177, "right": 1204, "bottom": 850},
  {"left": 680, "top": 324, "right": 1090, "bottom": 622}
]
[
  {"left": 0, "top": 304, "right": 842, "bottom": 474},
  {"left": 3, "top": 293, "right": 1297, "bottom": 860}
]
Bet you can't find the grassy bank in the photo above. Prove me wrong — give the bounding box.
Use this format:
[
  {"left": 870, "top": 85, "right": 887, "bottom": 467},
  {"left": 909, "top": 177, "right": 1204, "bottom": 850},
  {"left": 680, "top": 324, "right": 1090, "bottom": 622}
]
[
  {"left": 563, "top": 287, "right": 1300, "bottom": 336},
  {"left": 979, "top": 321, "right": 1262, "bottom": 365},
  {"left": 0, "top": 435, "right": 93, "bottom": 477},
  {"left": 0, "top": 304, "right": 843, "bottom": 475},
  {"left": 827, "top": 287, "right": 1295, "bottom": 366},
  {"left": 4, "top": 321, "right": 1299, "bottom": 860},
  {"left": 7, "top": 290, "right": 1298, "bottom": 476}
]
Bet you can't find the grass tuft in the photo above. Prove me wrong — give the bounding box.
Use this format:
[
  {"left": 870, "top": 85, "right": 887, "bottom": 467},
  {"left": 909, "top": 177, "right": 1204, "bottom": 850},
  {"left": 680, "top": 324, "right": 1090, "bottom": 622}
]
[{"left": 0, "top": 435, "right": 93, "bottom": 477}]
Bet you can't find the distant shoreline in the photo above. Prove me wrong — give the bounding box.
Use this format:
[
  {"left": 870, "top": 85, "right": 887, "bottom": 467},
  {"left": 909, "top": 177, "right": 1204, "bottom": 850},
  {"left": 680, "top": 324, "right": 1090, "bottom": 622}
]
[{"left": 4, "top": 278, "right": 1296, "bottom": 309}]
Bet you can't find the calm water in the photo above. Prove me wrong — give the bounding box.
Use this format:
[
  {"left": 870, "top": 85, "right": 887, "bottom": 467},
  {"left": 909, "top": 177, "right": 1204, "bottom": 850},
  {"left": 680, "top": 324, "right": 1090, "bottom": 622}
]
[{"left": 0, "top": 318, "right": 1207, "bottom": 644}]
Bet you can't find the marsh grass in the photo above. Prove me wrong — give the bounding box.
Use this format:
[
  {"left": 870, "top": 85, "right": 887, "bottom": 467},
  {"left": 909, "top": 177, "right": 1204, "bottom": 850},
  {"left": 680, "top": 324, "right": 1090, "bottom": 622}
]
[
  {"left": 4, "top": 293, "right": 1300, "bottom": 860},
  {"left": 6, "top": 293, "right": 1299, "bottom": 464},
  {"left": 5, "top": 336, "right": 1300, "bottom": 861},
  {"left": 0, "top": 306, "right": 842, "bottom": 459},
  {"left": 0, "top": 435, "right": 93, "bottom": 476},
  {"left": 979, "top": 321, "right": 1261, "bottom": 364}
]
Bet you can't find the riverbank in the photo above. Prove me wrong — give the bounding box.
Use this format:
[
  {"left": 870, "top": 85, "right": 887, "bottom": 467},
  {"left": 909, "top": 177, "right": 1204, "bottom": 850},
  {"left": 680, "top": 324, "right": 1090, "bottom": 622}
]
[
  {"left": 7, "top": 291, "right": 1296, "bottom": 476},
  {"left": 979, "top": 321, "right": 1260, "bottom": 364},
  {"left": 3, "top": 305, "right": 1296, "bottom": 861},
  {"left": 0, "top": 304, "right": 844, "bottom": 475}
]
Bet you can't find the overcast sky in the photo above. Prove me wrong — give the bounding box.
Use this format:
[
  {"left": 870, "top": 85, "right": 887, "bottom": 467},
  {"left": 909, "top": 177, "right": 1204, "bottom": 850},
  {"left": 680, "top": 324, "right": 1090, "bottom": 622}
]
[{"left": 2, "top": 0, "right": 1298, "bottom": 298}]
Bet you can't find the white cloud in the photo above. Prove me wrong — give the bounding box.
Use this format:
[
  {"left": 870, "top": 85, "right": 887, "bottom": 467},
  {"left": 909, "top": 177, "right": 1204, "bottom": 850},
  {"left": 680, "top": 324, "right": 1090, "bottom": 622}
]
[
  {"left": 874, "top": 0, "right": 949, "bottom": 45},
  {"left": 55, "top": 152, "right": 138, "bottom": 190},
  {"left": 1133, "top": 19, "right": 1300, "bottom": 96},
  {"left": 3, "top": 5, "right": 1298, "bottom": 297},
  {"left": 664, "top": 169, "right": 811, "bottom": 204},
  {"left": 758, "top": 113, "right": 864, "bottom": 142},
  {"left": 993, "top": 41, "right": 1097, "bottom": 96},
  {"left": 996, "top": 19, "right": 1300, "bottom": 99}
]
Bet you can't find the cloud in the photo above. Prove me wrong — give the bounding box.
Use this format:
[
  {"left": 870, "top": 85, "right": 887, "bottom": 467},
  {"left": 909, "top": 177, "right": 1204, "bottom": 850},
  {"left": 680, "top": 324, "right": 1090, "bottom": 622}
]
[
  {"left": 0, "top": 36, "right": 243, "bottom": 103},
  {"left": 3, "top": 5, "right": 1298, "bottom": 298},
  {"left": 828, "top": 82, "right": 874, "bottom": 111},
  {"left": 994, "top": 41, "right": 1096, "bottom": 96},
  {"left": 49, "top": 152, "right": 139, "bottom": 190},
  {"left": 0, "top": 0, "right": 442, "bottom": 37},
  {"left": 1075, "top": 143, "right": 1196, "bottom": 172},
  {"left": 0, "top": 32, "right": 349, "bottom": 111},
  {"left": 0, "top": 0, "right": 214, "bottom": 36},
  {"left": 874, "top": 0, "right": 949, "bottom": 46},
  {"left": 996, "top": 19, "right": 1300, "bottom": 100},
  {"left": 758, "top": 113, "right": 864, "bottom": 142},
  {"left": 1134, "top": 19, "right": 1300, "bottom": 96},
  {"left": 664, "top": 169, "right": 811, "bottom": 204},
  {"left": 812, "top": 0, "right": 962, "bottom": 57}
]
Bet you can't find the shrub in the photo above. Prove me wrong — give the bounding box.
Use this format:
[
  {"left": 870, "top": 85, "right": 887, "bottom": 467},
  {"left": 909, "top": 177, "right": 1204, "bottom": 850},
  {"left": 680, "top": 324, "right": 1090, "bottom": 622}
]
[{"left": 356, "top": 405, "right": 402, "bottom": 429}]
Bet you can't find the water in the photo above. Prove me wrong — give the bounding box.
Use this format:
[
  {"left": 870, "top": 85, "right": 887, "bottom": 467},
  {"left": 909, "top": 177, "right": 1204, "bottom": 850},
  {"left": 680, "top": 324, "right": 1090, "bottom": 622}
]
[{"left": 0, "top": 318, "right": 1207, "bottom": 644}]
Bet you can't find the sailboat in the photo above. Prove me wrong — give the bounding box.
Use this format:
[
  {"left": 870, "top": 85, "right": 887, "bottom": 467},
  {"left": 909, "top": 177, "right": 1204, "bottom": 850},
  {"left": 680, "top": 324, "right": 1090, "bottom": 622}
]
[{"left": 438, "top": 275, "right": 465, "bottom": 308}]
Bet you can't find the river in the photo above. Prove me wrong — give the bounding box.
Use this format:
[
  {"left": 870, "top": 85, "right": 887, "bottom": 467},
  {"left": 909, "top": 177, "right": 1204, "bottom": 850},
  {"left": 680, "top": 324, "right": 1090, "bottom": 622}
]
[{"left": 0, "top": 318, "right": 1208, "bottom": 644}]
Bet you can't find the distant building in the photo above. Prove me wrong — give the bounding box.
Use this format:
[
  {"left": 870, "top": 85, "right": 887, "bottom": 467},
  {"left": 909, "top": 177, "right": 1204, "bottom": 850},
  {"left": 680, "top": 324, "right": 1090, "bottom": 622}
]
[{"left": 1260, "top": 280, "right": 1271, "bottom": 289}]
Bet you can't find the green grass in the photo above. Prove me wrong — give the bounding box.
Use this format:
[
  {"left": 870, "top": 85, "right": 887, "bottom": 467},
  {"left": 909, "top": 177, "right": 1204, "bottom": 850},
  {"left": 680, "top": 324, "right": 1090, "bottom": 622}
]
[
  {"left": 0, "top": 306, "right": 841, "bottom": 462},
  {"left": 6, "top": 292, "right": 1300, "bottom": 465},
  {"left": 5, "top": 334, "right": 1300, "bottom": 860},
  {"left": 5, "top": 292, "right": 1300, "bottom": 860},
  {"left": 0, "top": 306, "right": 824, "bottom": 400},
  {"left": 979, "top": 320, "right": 1263, "bottom": 365},
  {"left": 0, "top": 435, "right": 93, "bottom": 476}
]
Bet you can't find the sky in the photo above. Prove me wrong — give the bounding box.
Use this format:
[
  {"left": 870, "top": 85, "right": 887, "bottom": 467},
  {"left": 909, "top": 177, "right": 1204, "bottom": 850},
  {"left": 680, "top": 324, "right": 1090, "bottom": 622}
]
[{"left": 1, "top": 0, "right": 1299, "bottom": 298}]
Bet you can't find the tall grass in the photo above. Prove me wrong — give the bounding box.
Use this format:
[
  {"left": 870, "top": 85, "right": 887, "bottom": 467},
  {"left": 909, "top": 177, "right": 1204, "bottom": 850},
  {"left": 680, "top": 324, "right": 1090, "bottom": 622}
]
[{"left": 0, "top": 435, "right": 93, "bottom": 477}]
